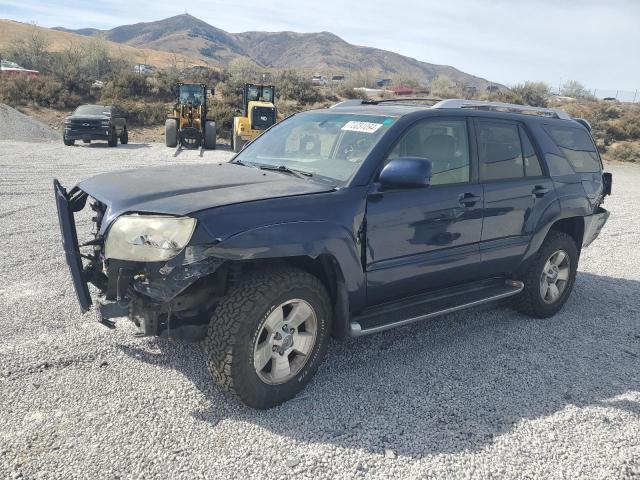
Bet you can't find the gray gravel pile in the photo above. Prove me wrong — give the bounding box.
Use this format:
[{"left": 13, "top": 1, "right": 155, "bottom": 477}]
[
  {"left": 0, "top": 140, "right": 638, "bottom": 479},
  {"left": 0, "top": 104, "right": 59, "bottom": 142}
]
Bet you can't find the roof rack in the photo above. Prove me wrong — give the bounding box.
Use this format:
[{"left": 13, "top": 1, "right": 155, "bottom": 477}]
[
  {"left": 431, "top": 99, "right": 571, "bottom": 120},
  {"left": 361, "top": 98, "right": 442, "bottom": 105}
]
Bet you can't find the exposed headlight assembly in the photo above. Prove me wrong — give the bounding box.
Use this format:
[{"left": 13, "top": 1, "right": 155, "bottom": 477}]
[{"left": 104, "top": 215, "right": 196, "bottom": 262}]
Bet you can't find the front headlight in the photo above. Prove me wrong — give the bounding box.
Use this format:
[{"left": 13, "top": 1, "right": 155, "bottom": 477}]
[{"left": 104, "top": 215, "right": 196, "bottom": 262}]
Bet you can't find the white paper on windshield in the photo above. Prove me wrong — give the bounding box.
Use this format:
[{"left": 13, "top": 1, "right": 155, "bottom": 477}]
[{"left": 341, "top": 121, "right": 383, "bottom": 134}]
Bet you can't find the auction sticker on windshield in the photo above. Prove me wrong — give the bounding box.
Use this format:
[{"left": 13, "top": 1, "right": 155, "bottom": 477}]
[{"left": 341, "top": 121, "right": 383, "bottom": 134}]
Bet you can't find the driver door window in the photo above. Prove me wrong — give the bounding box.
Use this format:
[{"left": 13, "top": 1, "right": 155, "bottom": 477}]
[{"left": 386, "top": 119, "right": 471, "bottom": 185}]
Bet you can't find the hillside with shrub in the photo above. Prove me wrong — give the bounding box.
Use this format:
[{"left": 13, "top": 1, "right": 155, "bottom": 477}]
[{"left": 0, "top": 24, "right": 638, "bottom": 159}]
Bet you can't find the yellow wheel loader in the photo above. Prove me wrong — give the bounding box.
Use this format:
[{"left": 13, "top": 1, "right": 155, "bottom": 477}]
[
  {"left": 165, "top": 83, "right": 216, "bottom": 150},
  {"left": 231, "top": 83, "right": 277, "bottom": 153}
]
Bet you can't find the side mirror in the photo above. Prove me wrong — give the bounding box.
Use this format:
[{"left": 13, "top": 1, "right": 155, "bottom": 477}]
[{"left": 379, "top": 157, "right": 432, "bottom": 189}]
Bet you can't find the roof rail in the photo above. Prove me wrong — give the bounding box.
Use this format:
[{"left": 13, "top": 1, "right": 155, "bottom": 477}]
[
  {"left": 330, "top": 99, "right": 364, "bottom": 108},
  {"left": 431, "top": 99, "right": 572, "bottom": 120},
  {"left": 361, "top": 98, "right": 442, "bottom": 105}
]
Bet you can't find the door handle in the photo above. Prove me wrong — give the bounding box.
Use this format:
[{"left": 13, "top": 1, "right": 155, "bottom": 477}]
[
  {"left": 532, "top": 185, "right": 550, "bottom": 198},
  {"left": 459, "top": 193, "right": 481, "bottom": 207}
]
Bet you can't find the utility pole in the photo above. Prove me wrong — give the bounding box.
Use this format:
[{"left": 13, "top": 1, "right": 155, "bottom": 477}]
[{"left": 634, "top": 89, "right": 638, "bottom": 103}]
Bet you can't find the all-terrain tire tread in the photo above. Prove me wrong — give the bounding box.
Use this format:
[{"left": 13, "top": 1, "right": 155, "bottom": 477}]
[
  {"left": 205, "top": 267, "right": 330, "bottom": 404},
  {"left": 513, "top": 230, "right": 578, "bottom": 318}
]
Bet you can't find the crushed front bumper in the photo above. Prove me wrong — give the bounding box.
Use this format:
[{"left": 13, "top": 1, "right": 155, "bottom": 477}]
[
  {"left": 53, "top": 179, "right": 92, "bottom": 312},
  {"left": 54, "top": 180, "right": 226, "bottom": 331}
]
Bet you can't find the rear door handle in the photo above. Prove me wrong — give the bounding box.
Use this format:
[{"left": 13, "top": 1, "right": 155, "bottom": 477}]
[
  {"left": 532, "top": 185, "right": 550, "bottom": 198},
  {"left": 459, "top": 193, "right": 481, "bottom": 207}
]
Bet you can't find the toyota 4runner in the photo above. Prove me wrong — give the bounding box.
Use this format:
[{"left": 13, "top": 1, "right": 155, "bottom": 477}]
[{"left": 54, "top": 99, "right": 612, "bottom": 408}]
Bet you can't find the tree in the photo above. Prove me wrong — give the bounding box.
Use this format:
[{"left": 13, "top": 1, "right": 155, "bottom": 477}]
[
  {"left": 227, "top": 58, "right": 264, "bottom": 87},
  {"left": 83, "top": 34, "right": 111, "bottom": 81},
  {"left": 560, "top": 80, "right": 595, "bottom": 100},
  {"left": 511, "top": 81, "right": 552, "bottom": 107},
  {"left": 5, "top": 24, "right": 50, "bottom": 71}
]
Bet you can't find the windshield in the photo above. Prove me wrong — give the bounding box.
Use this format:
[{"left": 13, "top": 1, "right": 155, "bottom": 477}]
[
  {"left": 234, "top": 113, "right": 395, "bottom": 185},
  {"left": 247, "top": 85, "right": 274, "bottom": 103},
  {"left": 180, "top": 85, "right": 204, "bottom": 105},
  {"left": 74, "top": 105, "right": 111, "bottom": 116}
]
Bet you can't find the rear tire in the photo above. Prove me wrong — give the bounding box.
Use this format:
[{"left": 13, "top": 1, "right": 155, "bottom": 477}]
[
  {"left": 206, "top": 267, "right": 332, "bottom": 409},
  {"left": 204, "top": 120, "right": 216, "bottom": 149},
  {"left": 63, "top": 137, "right": 75, "bottom": 146},
  {"left": 120, "top": 128, "right": 129, "bottom": 145},
  {"left": 82, "top": 139, "right": 91, "bottom": 144},
  {"left": 513, "top": 231, "right": 578, "bottom": 318},
  {"left": 165, "top": 119, "right": 178, "bottom": 148},
  {"left": 107, "top": 129, "right": 118, "bottom": 147}
]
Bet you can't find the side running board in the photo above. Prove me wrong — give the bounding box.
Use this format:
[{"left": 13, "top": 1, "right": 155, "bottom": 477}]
[{"left": 350, "top": 278, "right": 524, "bottom": 337}]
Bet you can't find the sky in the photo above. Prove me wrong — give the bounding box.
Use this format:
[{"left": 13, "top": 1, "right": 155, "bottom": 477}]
[{"left": 1, "top": 0, "right": 639, "bottom": 94}]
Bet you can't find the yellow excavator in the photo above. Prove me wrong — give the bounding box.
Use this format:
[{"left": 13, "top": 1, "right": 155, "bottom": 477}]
[
  {"left": 165, "top": 83, "right": 216, "bottom": 150},
  {"left": 231, "top": 83, "right": 277, "bottom": 153}
]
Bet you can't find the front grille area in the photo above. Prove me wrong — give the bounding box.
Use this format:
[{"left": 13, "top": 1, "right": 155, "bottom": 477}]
[
  {"left": 251, "top": 106, "right": 276, "bottom": 130},
  {"left": 69, "top": 119, "right": 103, "bottom": 130}
]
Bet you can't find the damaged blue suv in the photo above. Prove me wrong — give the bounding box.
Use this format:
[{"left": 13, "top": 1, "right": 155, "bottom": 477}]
[{"left": 55, "top": 99, "right": 611, "bottom": 408}]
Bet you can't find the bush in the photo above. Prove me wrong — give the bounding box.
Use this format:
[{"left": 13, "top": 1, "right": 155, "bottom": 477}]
[
  {"left": 336, "top": 85, "right": 365, "bottom": 99},
  {"left": 100, "top": 72, "right": 154, "bottom": 100},
  {"left": 609, "top": 142, "right": 640, "bottom": 162},
  {"left": 430, "top": 75, "right": 462, "bottom": 98},
  {"left": 209, "top": 101, "right": 236, "bottom": 136},
  {"left": 274, "top": 70, "right": 324, "bottom": 104},
  {"left": 511, "top": 81, "right": 551, "bottom": 107},
  {"left": 97, "top": 98, "right": 168, "bottom": 126},
  {"left": 0, "top": 75, "right": 82, "bottom": 108},
  {"left": 560, "top": 80, "right": 596, "bottom": 100}
]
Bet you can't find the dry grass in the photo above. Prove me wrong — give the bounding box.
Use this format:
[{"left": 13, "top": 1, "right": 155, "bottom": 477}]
[{"left": 0, "top": 19, "right": 213, "bottom": 69}]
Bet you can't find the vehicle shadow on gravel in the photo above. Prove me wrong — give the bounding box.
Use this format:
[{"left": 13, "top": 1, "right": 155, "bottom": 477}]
[
  {"left": 118, "top": 272, "right": 640, "bottom": 458},
  {"left": 80, "top": 143, "right": 152, "bottom": 149}
]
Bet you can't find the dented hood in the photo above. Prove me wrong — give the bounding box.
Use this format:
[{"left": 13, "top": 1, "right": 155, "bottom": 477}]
[{"left": 78, "top": 163, "right": 334, "bottom": 230}]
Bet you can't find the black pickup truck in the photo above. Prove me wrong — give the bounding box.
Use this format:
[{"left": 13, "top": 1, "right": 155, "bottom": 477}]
[
  {"left": 54, "top": 99, "right": 611, "bottom": 408},
  {"left": 63, "top": 105, "right": 128, "bottom": 147}
]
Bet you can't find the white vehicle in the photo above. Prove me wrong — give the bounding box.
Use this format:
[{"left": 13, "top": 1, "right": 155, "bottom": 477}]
[{"left": 312, "top": 75, "right": 328, "bottom": 86}]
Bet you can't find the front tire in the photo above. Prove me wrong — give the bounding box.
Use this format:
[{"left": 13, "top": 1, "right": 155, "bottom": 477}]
[
  {"left": 206, "top": 267, "right": 332, "bottom": 409},
  {"left": 165, "top": 119, "right": 178, "bottom": 148},
  {"left": 120, "top": 127, "right": 129, "bottom": 145},
  {"left": 514, "top": 231, "right": 578, "bottom": 318},
  {"left": 204, "top": 120, "right": 216, "bottom": 149}
]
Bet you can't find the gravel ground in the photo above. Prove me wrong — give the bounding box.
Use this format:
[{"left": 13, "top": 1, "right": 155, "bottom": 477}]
[
  {"left": 0, "top": 139, "right": 638, "bottom": 480},
  {"left": 0, "top": 104, "right": 59, "bottom": 142}
]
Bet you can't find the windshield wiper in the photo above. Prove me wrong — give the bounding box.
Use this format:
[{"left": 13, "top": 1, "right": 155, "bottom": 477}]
[{"left": 258, "top": 165, "right": 313, "bottom": 179}]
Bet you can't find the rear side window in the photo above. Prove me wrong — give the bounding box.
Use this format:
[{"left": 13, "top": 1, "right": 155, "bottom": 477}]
[
  {"left": 544, "top": 125, "right": 601, "bottom": 172},
  {"left": 519, "top": 126, "right": 543, "bottom": 177},
  {"left": 477, "top": 121, "right": 524, "bottom": 181}
]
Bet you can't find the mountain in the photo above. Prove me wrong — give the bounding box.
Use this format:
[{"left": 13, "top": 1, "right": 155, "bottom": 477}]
[
  {"left": 0, "top": 19, "right": 212, "bottom": 69},
  {"left": 55, "top": 14, "right": 499, "bottom": 88}
]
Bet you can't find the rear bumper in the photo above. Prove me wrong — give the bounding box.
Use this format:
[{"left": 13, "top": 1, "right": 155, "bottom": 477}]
[
  {"left": 53, "top": 179, "right": 92, "bottom": 312},
  {"left": 583, "top": 206, "right": 610, "bottom": 248}
]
